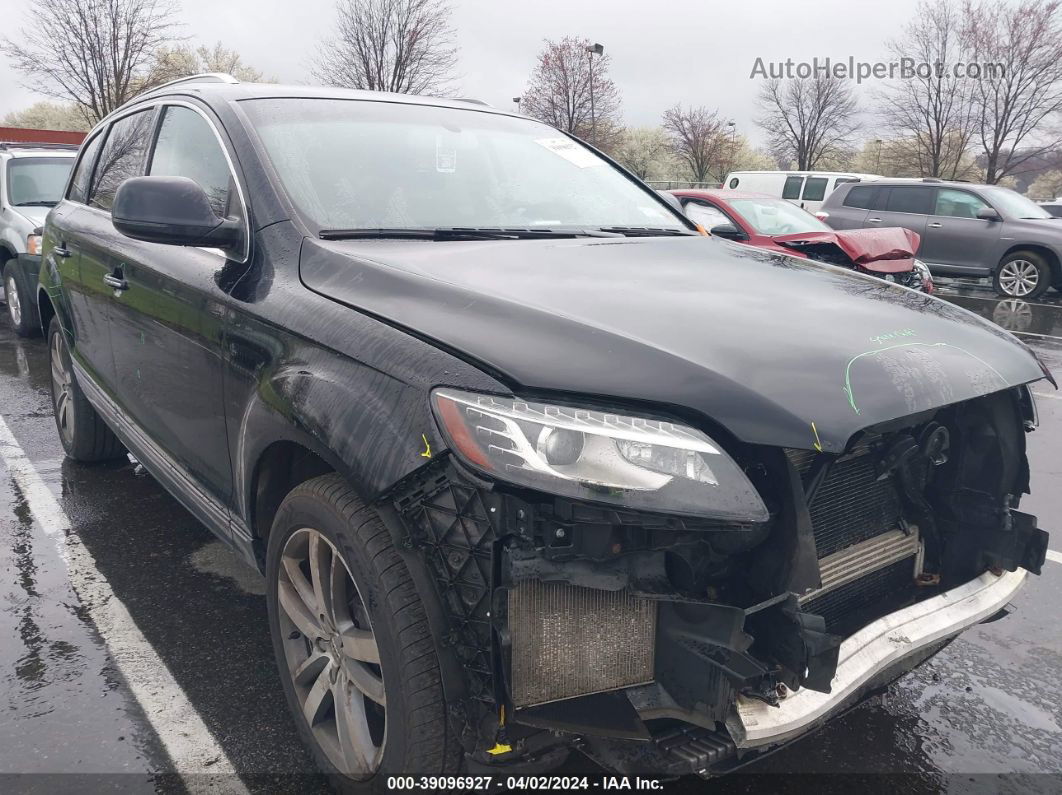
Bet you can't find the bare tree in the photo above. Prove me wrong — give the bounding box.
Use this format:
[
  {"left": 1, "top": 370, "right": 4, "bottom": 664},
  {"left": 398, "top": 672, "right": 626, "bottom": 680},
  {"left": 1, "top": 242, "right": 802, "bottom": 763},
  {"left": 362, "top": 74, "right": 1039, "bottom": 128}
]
[
  {"left": 313, "top": 0, "right": 458, "bottom": 95},
  {"left": 1027, "top": 168, "right": 1062, "bottom": 198},
  {"left": 614, "top": 127, "right": 673, "bottom": 179},
  {"left": 520, "top": 37, "right": 622, "bottom": 151},
  {"left": 2, "top": 0, "right": 178, "bottom": 124},
  {"left": 661, "top": 105, "right": 728, "bottom": 183},
  {"left": 756, "top": 77, "right": 860, "bottom": 170},
  {"left": 150, "top": 42, "right": 266, "bottom": 84},
  {"left": 879, "top": 1, "right": 975, "bottom": 178},
  {"left": 963, "top": 0, "right": 1062, "bottom": 183},
  {"left": 2, "top": 100, "right": 91, "bottom": 131}
]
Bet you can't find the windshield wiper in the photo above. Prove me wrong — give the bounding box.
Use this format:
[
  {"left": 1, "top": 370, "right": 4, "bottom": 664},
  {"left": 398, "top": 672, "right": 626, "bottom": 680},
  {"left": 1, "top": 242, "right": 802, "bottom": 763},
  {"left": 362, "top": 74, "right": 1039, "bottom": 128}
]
[
  {"left": 319, "top": 227, "right": 620, "bottom": 241},
  {"left": 14, "top": 200, "right": 57, "bottom": 207},
  {"left": 595, "top": 226, "right": 699, "bottom": 237}
]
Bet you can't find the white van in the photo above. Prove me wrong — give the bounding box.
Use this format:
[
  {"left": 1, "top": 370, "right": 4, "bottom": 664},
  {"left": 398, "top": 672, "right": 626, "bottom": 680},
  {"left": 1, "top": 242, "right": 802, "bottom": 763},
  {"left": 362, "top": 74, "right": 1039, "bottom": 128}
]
[{"left": 722, "top": 170, "right": 883, "bottom": 214}]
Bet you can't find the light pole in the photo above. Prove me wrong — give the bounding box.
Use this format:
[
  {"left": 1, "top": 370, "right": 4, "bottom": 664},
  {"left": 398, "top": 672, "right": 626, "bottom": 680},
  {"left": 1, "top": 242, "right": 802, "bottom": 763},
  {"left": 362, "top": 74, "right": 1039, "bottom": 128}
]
[
  {"left": 725, "top": 120, "right": 736, "bottom": 185},
  {"left": 585, "top": 42, "right": 604, "bottom": 146},
  {"left": 875, "top": 139, "right": 883, "bottom": 174}
]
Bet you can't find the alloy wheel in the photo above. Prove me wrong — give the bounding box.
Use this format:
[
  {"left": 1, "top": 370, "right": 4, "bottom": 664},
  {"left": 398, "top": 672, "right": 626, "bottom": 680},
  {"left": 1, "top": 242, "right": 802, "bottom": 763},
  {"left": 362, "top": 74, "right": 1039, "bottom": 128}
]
[
  {"left": 50, "top": 330, "right": 75, "bottom": 445},
  {"left": 277, "top": 527, "right": 386, "bottom": 777},
  {"left": 6, "top": 276, "right": 20, "bottom": 328},
  {"left": 998, "top": 259, "right": 1040, "bottom": 297}
]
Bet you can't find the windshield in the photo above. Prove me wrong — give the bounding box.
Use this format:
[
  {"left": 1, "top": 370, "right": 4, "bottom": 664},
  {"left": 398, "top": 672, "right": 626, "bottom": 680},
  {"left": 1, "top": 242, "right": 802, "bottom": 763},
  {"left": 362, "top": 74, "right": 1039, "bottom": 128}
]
[
  {"left": 981, "top": 186, "right": 1052, "bottom": 219},
  {"left": 729, "top": 198, "right": 831, "bottom": 235},
  {"left": 6, "top": 157, "right": 75, "bottom": 207},
  {"left": 240, "top": 98, "right": 687, "bottom": 234}
]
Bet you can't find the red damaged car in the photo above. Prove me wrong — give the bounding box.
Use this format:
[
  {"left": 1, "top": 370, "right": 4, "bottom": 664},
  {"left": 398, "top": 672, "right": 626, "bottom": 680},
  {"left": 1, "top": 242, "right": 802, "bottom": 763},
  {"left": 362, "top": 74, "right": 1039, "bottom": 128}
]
[{"left": 671, "top": 188, "right": 934, "bottom": 293}]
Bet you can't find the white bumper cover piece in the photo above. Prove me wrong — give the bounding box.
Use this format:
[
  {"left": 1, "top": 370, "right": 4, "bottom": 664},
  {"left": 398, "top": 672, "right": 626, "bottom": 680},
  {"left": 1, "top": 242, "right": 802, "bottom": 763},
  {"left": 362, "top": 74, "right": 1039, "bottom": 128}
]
[{"left": 728, "top": 568, "right": 1028, "bottom": 748}]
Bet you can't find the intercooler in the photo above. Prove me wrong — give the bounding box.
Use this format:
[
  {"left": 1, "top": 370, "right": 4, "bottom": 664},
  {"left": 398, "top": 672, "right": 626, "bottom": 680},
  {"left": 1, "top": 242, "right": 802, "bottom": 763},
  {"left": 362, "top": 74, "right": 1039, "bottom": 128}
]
[
  {"left": 508, "top": 580, "right": 657, "bottom": 708},
  {"left": 788, "top": 445, "right": 923, "bottom": 635}
]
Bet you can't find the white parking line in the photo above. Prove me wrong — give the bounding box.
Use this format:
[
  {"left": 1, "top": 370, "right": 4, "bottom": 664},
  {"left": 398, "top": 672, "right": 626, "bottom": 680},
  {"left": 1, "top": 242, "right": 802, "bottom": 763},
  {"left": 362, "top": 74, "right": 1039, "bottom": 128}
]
[
  {"left": 0, "top": 415, "right": 249, "bottom": 794},
  {"left": 1033, "top": 391, "right": 1062, "bottom": 401},
  {"left": 1047, "top": 550, "right": 1062, "bottom": 566}
]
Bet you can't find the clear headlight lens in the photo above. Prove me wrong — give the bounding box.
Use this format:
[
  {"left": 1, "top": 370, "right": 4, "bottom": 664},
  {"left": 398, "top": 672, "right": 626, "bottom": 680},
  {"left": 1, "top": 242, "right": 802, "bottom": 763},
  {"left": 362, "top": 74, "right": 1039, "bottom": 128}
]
[
  {"left": 431, "top": 388, "right": 769, "bottom": 522},
  {"left": 912, "top": 258, "right": 934, "bottom": 292}
]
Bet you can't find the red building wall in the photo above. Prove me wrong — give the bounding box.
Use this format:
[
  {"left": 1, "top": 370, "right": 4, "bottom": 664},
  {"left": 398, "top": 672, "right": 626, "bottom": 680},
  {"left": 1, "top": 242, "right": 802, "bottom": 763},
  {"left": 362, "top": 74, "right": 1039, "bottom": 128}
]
[{"left": 0, "top": 127, "right": 86, "bottom": 146}]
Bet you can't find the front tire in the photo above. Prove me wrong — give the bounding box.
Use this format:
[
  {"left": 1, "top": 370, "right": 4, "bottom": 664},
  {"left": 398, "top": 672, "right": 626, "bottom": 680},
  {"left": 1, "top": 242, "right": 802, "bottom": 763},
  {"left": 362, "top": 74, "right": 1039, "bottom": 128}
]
[
  {"left": 4, "top": 263, "right": 38, "bottom": 338},
  {"left": 47, "top": 316, "right": 125, "bottom": 462},
  {"left": 994, "top": 251, "right": 1051, "bottom": 299},
  {"left": 266, "top": 474, "right": 459, "bottom": 791}
]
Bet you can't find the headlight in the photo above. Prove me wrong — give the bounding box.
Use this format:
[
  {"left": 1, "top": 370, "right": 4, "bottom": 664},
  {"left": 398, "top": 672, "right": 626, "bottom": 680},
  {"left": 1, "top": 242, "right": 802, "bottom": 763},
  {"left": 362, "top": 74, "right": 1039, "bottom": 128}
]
[
  {"left": 26, "top": 233, "right": 42, "bottom": 256},
  {"left": 431, "top": 388, "right": 769, "bottom": 522},
  {"left": 912, "top": 258, "right": 934, "bottom": 293}
]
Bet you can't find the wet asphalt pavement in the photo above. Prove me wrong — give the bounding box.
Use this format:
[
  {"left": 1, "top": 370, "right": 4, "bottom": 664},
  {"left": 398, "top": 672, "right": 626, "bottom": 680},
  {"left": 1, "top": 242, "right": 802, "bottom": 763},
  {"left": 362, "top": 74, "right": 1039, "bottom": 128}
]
[{"left": 2, "top": 282, "right": 1062, "bottom": 793}]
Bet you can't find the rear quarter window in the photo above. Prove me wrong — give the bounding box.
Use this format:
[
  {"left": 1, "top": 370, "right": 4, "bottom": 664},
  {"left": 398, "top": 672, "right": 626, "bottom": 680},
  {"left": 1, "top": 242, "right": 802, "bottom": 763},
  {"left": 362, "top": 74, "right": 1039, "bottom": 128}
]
[{"left": 67, "top": 133, "right": 106, "bottom": 204}]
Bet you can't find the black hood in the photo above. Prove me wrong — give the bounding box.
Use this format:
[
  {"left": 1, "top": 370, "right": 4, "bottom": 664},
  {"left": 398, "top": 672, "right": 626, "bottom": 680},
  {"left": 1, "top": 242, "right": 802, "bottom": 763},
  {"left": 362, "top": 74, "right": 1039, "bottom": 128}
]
[{"left": 300, "top": 235, "right": 1048, "bottom": 452}]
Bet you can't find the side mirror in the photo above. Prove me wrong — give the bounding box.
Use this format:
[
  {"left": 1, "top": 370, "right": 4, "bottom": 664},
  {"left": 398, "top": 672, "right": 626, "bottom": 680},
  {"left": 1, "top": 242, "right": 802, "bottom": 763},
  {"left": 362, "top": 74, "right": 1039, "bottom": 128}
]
[
  {"left": 710, "top": 222, "right": 747, "bottom": 241},
  {"left": 976, "top": 207, "right": 1001, "bottom": 222},
  {"left": 112, "top": 176, "right": 242, "bottom": 250}
]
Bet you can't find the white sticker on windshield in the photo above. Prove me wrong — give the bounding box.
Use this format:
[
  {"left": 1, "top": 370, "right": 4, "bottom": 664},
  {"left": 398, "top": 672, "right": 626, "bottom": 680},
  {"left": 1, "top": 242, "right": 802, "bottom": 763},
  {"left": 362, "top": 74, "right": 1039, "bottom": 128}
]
[
  {"left": 535, "top": 137, "right": 602, "bottom": 168},
  {"left": 436, "top": 137, "right": 457, "bottom": 173}
]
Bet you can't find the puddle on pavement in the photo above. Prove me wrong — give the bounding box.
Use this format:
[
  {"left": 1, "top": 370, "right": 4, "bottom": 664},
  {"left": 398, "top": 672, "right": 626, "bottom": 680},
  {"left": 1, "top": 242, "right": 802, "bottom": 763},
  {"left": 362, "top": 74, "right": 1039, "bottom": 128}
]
[{"left": 189, "top": 540, "right": 266, "bottom": 596}]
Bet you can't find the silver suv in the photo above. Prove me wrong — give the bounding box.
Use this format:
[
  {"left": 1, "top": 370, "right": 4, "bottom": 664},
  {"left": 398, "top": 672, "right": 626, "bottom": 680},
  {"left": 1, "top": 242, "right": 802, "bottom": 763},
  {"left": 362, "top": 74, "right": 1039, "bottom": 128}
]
[
  {"left": 819, "top": 179, "right": 1062, "bottom": 299},
  {"left": 0, "top": 142, "right": 78, "bottom": 335}
]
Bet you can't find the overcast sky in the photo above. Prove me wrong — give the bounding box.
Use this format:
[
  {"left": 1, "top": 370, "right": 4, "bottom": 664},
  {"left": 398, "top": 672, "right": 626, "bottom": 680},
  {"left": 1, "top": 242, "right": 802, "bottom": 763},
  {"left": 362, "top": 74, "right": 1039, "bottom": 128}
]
[{"left": 0, "top": 0, "right": 926, "bottom": 145}]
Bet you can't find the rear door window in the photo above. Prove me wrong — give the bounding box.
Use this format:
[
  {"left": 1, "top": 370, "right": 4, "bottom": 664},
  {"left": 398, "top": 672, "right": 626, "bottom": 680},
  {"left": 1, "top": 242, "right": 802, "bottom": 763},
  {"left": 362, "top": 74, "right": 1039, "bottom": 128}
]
[
  {"left": 782, "top": 175, "right": 804, "bottom": 200},
  {"left": 802, "top": 177, "right": 828, "bottom": 201},
  {"left": 88, "top": 108, "right": 154, "bottom": 211},
  {"left": 843, "top": 185, "right": 877, "bottom": 209},
  {"left": 885, "top": 186, "right": 933, "bottom": 215}
]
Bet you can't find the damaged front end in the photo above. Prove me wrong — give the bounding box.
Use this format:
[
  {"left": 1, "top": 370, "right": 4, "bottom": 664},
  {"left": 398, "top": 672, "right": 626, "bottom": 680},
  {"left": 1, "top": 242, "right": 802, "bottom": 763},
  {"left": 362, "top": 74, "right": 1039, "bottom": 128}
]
[
  {"left": 381, "top": 385, "right": 1048, "bottom": 778},
  {"left": 774, "top": 228, "right": 934, "bottom": 293}
]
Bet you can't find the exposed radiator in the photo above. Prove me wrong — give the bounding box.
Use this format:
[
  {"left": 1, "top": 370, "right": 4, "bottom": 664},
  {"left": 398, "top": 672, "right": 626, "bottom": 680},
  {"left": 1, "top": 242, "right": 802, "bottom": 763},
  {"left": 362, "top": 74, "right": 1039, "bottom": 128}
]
[
  {"left": 788, "top": 445, "right": 921, "bottom": 635},
  {"left": 799, "top": 528, "right": 920, "bottom": 605},
  {"left": 787, "top": 445, "right": 905, "bottom": 557},
  {"left": 802, "top": 556, "right": 919, "bottom": 635},
  {"left": 509, "top": 580, "right": 656, "bottom": 708}
]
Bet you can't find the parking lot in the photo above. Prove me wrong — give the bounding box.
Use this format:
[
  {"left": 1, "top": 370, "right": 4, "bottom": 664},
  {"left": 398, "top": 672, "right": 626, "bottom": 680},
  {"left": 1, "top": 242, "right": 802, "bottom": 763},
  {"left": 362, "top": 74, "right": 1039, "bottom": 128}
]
[{"left": 1, "top": 283, "right": 1061, "bottom": 793}]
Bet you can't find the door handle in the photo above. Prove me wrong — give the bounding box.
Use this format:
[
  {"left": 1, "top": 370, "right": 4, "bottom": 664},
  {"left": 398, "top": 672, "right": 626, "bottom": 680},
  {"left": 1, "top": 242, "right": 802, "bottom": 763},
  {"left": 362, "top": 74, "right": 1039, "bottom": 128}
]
[
  {"left": 867, "top": 217, "right": 882, "bottom": 223},
  {"left": 103, "top": 273, "right": 128, "bottom": 291},
  {"left": 928, "top": 222, "right": 942, "bottom": 228},
  {"left": 53, "top": 246, "right": 72, "bottom": 258}
]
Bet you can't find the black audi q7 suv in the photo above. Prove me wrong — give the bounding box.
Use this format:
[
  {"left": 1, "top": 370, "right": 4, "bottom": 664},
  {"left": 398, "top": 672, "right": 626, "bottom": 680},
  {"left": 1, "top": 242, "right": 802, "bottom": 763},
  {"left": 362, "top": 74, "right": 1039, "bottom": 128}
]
[{"left": 38, "top": 75, "right": 1051, "bottom": 787}]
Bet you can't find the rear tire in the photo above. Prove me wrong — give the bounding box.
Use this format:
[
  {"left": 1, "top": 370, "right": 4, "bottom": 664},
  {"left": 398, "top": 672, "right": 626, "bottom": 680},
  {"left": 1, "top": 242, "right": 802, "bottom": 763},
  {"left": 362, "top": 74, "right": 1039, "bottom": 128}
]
[
  {"left": 4, "top": 262, "right": 38, "bottom": 338},
  {"left": 266, "top": 474, "right": 459, "bottom": 792},
  {"left": 994, "top": 251, "right": 1051, "bottom": 299},
  {"left": 47, "top": 316, "right": 125, "bottom": 462}
]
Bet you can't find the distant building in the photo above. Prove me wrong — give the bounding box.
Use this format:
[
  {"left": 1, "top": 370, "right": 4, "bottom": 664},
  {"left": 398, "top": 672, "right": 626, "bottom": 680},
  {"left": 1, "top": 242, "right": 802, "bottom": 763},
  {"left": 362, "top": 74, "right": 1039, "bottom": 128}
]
[{"left": 0, "top": 126, "right": 86, "bottom": 146}]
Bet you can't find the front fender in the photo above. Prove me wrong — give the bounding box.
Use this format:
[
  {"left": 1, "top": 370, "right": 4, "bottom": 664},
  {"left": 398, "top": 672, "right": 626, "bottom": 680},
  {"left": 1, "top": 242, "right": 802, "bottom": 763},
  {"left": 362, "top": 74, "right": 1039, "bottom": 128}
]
[{"left": 229, "top": 309, "right": 508, "bottom": 526}]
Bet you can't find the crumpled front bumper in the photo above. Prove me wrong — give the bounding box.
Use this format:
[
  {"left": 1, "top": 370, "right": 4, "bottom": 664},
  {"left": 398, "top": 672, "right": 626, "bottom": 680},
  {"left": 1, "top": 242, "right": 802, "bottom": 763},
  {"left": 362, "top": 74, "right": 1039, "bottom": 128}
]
[{"left": 727, "top": 568, "right": 1028, "bottom": 748}]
